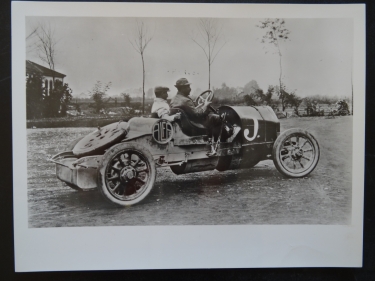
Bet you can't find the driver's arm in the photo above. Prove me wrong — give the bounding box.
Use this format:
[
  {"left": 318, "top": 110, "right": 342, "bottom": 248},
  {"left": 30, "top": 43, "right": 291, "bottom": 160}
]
[{"left": 179, "top": 98, "right": 209, "bottom": 120}]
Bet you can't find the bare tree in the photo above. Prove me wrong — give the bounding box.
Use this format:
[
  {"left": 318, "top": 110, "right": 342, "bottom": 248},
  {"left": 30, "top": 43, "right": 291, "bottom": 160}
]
[
  {"left": 26, "top": 27, "right": 39, "bottom": 55},
  {"left": 34, "top": 22, "right": 58, "bottom": 71},
  {"left": 129, "top": 20, "right": 153, "bottom": 115},
  {"left": 257, "top": 19, "right": 290, "bottom": 111},
  {"left": 192, "top": 19, "right": 227, "bottom": 90}
]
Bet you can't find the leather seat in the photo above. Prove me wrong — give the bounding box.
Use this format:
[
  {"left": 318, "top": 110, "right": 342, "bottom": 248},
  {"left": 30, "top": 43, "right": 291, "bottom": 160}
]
[
  {"left": 150, "top": 112, "right": 159, "bottom": 118},
  {"left": 169, "top": 108, "right": 207, "bottom": 136}
]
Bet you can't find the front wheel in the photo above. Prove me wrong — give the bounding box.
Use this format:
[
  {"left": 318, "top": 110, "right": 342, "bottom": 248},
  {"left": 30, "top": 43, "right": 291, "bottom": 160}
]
[
  {"left": 97, "top": 143, "right": 156, "bottom": 206},
  {"left": 273, "top": 128, "right": 320, "bottom": 178}
]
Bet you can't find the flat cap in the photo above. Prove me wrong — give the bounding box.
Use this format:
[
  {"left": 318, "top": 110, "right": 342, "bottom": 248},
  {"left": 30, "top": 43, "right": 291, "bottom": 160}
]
[
  {"left": 174, "top": 78, "right": 191, "bottom": 87},
  {"left": 154, "top": 86, "right": 170, "bottom": 93}
]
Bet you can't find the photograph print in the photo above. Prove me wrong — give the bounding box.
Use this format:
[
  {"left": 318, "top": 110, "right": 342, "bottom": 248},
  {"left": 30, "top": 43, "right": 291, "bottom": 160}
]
[
  {"left": 13, "top": 2, "right": 365, "bottom": 271},
  {"left": 26, "top": 16, "right": 354, "bottom": 227}
]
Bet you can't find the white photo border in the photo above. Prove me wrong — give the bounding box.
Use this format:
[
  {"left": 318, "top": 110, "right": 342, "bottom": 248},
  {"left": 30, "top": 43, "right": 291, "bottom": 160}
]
[{"left": 12, "top": 2, "right": 365, "bottom": 271}]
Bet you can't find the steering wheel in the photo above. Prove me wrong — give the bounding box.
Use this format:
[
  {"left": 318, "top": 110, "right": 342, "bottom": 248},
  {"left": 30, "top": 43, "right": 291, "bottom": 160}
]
[{"left": 194, "top": 90, "right": 214, "bottom": 107}]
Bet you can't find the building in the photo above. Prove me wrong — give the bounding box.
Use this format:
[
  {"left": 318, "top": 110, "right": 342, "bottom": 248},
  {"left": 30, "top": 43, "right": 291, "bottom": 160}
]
[{"left": 26, "top": 60, "right": 66, "bottom": 95}]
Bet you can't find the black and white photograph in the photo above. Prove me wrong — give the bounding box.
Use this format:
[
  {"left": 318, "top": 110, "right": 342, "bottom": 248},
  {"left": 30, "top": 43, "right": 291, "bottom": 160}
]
[{"left": 12, "top": 2, "right": 365, "bottom": 271}]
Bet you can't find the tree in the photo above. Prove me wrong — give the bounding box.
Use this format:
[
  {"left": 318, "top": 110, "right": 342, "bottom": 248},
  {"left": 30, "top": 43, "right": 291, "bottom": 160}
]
[
  {"left": 44, "top": 80, "right": 73, "bottom": 117},
  {"left": 34, "top": 22, "right": 58, "bottom": 72},
  {"left": 244, "top": 94, "right": 257, "bottom": 106},
  {"left": 121, "top": 92, "right": 131, "bottom": 107},
  {"left": 243, "top": 80, "right": 260, "bottom": 96},
  {"left": 26, "top": 73, "right": 45, "bottom": 119},
  {"left": 212, "top": 83, "right": 238, "bottom": 100},
  {"left": 254, "top": 86, "right": 275, "bottom": 105},
  {"left": 192, "top": 19, "right": 227, "bottom": 90},
  {"left": 88, "top": 81, "right": 112, "bottom": 113},
  {"left": 129, "top": 21, "right": 153, "bottom": 115},
  {"left": 285, "top": 92, "right": 302, "bottom": 115},
  {"left": 279, "top": 87, "right": 290, "bottom": 112},
  {"left": 257, "top": 19, "right": 290, "bottom": 111}
]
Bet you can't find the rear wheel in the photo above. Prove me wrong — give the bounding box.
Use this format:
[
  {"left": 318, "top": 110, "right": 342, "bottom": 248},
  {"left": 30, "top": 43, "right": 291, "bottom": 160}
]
[
  {"left": 97, "top": 143, "right": 156, "bottom": 206},
  {"left": 273, "top": 128, "right": 320, "bottom": 178}
]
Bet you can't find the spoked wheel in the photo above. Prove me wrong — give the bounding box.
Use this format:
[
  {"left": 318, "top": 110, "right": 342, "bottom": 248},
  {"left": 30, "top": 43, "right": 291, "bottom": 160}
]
[
  {"left": 273, "top": 128, "right": 320, "bottom": 178},
  {"left": 97, "top": 143, "right": 156, "bottom": 206}
]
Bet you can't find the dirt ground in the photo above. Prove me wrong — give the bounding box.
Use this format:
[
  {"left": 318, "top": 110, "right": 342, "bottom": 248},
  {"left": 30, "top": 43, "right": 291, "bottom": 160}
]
[{"left": 27, "top": 116, "right": 352, "bottom": 227}]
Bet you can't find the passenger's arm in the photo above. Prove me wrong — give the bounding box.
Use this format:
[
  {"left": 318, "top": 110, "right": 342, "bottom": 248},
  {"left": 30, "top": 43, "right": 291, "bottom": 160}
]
[{"left": 156, "top": 107, "right": 170, "bottom": 118}]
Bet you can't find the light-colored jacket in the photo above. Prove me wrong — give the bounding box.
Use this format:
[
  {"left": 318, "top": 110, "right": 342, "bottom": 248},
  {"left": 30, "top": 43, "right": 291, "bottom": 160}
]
[{"left": 151, "top": 98, "right": 170, "bottom": 118}]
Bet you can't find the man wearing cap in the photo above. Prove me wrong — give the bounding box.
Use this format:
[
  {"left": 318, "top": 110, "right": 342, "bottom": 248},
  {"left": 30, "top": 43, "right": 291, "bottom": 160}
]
[
  {"left": 170, "top": 78, "right": 229, "bottom": 156},
  {"left": 151, "top": 86, "right": 180, "bottom": 122}
]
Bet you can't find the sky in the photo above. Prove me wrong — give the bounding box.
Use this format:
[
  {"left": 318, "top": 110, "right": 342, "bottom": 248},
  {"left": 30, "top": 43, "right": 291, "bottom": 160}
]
[{"left": 26, "top": 17, "right": 353, "bottom": 98}]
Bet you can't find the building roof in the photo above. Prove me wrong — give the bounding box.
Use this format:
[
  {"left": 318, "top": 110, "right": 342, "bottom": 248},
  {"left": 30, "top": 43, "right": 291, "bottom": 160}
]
[{"left": 26, "top": 60, "right": 66, "bottom": 78}]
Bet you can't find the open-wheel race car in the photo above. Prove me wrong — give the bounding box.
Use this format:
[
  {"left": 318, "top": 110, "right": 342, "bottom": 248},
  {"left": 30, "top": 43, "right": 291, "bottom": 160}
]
[{"left": 51, "top": 90, "right": 320, "bottom": 207}]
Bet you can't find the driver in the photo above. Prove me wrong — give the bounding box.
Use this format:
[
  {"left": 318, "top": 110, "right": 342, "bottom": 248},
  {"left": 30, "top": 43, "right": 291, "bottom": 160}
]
[{"left": 170, "top": 78, "right": 231, "bottom": 157}]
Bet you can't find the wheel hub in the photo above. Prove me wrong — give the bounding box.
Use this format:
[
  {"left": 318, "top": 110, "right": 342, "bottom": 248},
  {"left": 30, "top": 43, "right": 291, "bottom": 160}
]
[
  {"left": 120, "top": 166, "right": 137, "bottom": 182},
  {"left": 291, "top": 147, "right": 303, "bottom": 160}
]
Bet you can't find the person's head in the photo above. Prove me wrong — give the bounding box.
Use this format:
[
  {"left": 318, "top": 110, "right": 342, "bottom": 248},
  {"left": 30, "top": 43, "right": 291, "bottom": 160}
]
[
  {"left": 154, "top": 86, "right": 170, "bottom": 100},
  {"left": 175, "top": 78, "right": 191, "bottom": 97}
]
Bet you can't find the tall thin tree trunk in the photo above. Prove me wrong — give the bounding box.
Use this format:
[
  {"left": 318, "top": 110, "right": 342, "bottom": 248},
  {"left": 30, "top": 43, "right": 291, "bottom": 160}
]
[
  {"left": 142, "top": 54, "right": 145, "bottom": 114},
  {"left": 208, "top": 63, "right": 211, "bottom": 90},
  {"left": 351, "top": 71, "right": 353, "bottom": 115},
  {"left": 277, "top": 41, "right": 284, "bottom": 112}
]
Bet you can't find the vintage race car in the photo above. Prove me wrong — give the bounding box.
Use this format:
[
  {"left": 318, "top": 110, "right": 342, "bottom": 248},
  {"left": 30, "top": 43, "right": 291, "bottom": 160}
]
[{"left": 51, "top": 91, "right": 320, "bottom": 207}]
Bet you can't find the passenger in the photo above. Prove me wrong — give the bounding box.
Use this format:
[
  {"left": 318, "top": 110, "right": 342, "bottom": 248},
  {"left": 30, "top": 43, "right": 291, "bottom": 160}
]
[
  {"left": 151, "top": 86, "right": 180, "bottom": 122},
  {"left": 170, "top": 78, "right": 234, "bottom": 157}
]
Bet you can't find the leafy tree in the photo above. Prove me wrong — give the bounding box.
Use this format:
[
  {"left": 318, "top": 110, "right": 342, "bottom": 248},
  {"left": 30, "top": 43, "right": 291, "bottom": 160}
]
[
  {"left": 88, "top": 81, "right": 112, "bottom": 113},
  {"left": 279, "top": 87, "right": 290, "bottom": 112},
  {"left": 243, "top": 80, "right": 260, "bottom": 96},
  {"left": 44, "top": 80, "right": 73, "bottom": 117},
  {"left": 243, "top": 94, "right": 257, "bottom": 106},
  {"left": 75, "top": 103, "right": 81, "bottom": 113},
  {"left": 257, "top": 18, "right": 290, "bottom": 111},
  {"left": 121, "top": 92, "right": 131, "bottom": 107},
  {"left": 285, "top": 92, "right": 302, "bottom": 115},
  {"left": 254, "top": 85, "right": 275, "bottom": 105},
  {"left": 26, "top": 73, "right": 45, "bottom": 119},
  {"left": 212, "top": 83, "right": 238, "bottom": 100}
]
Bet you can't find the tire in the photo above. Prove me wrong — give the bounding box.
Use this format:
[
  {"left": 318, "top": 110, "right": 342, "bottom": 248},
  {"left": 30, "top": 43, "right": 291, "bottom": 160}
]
[
  {"left": 65, "top": 136, "right": 84, "bottom": 151},
  {"left": 216, "top": 156, "right": 232, "bottom": 171},
  {"left": 97, "top": 143, "right": 156, "bottom": 207},
  {"left": 273, "top": 128, "right": 320, "bottom": 178}
]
